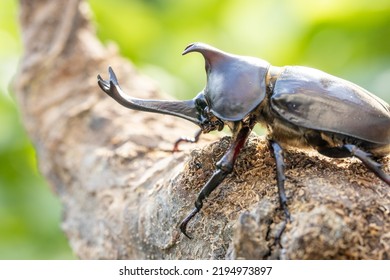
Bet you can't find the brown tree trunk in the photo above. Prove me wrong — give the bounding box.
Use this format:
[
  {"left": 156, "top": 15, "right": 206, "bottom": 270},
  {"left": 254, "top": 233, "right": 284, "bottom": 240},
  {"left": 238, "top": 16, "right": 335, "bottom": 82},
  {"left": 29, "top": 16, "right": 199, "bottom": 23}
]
[{"left": 13, "top": 0, "right": 390, "bottom": 259}]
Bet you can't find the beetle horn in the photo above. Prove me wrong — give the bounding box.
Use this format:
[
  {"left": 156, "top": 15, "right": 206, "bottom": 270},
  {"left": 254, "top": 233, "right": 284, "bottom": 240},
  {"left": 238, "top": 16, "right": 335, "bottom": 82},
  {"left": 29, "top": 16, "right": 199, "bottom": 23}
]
[
  {"left": 182, "top": 42, "right": 225, "bottom": 56},
  {"left": 182, "top": 42, "right": 229, "bottom": 67},
  {"left": 97, "top": 67, "right": 200, "bottom": 125}
]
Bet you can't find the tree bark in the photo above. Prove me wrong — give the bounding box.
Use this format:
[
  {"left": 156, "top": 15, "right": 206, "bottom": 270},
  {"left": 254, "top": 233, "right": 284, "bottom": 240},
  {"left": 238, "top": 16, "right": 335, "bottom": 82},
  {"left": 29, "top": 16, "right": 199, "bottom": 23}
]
[{"left": 13, "top": 0, "right": 390, "bottom": 259}]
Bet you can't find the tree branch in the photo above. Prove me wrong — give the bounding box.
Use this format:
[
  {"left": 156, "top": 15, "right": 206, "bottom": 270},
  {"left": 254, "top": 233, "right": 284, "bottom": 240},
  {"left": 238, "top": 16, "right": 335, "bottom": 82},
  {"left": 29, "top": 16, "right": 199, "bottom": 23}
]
[{"left": 13, "top": 0, "right": 390, "bottom": 259}]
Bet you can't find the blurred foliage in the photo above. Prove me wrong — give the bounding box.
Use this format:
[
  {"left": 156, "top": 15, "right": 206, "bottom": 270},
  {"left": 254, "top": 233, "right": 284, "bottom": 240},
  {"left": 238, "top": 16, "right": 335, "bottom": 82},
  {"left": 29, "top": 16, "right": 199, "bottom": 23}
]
[
  {"left": 0, "top": 0, "right": 74, "bottom": 259},
  {"left": 0, "top": 0, "right": 389, "bottom": 259},
  {"left": 0, "top": 94, "right": 74, "bottom": 259}
]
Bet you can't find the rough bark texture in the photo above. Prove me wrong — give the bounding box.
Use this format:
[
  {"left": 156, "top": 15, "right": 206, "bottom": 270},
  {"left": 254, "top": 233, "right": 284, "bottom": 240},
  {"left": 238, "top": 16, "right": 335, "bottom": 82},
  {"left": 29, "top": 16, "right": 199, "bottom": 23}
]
[{"left": 13, "top": 0, "right": 390, "bottom": 259}]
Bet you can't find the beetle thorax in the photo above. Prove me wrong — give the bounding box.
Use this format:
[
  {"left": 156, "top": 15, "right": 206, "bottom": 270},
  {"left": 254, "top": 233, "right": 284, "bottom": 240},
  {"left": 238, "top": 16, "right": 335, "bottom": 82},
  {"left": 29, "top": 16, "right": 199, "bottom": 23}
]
[{"left": 204, "top": 56, "right": 270, "bottom": 122}]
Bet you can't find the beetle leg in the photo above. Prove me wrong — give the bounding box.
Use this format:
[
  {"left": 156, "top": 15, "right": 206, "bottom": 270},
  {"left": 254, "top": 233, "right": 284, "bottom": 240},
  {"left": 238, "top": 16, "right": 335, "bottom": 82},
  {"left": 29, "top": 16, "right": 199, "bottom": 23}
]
[
  {"left": 343, "top": 144, "right": 390, "bottom": 186},
  {"left": 180, "top": 122, "right": 253, "bottom": 238},
  {"left": 172, "top": 129, "right": 202, "bottom": 152},
  {"left": 179, "top": 169, "right": 229, "bottom": 239},
  {"left": 318, "top": 145, "right": 390, "bottom": 186},
  {"left": 269, "top": 140, "right": 292, "bottom": 222},
  {"left": 268, "top": 140, "right": 292, "bottom": 245}
]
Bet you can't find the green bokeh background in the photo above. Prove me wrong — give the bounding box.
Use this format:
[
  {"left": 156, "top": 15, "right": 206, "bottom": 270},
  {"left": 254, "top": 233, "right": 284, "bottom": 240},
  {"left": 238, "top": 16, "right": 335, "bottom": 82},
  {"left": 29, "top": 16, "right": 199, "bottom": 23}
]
[{"left": 1, "top": 0, "right": 389, "bottom": 259}]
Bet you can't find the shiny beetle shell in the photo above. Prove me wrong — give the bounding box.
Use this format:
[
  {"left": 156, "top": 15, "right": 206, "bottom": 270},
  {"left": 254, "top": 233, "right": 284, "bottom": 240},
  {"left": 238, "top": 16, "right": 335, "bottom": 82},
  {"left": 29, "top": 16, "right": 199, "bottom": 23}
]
[
  {"left": 183, "top": 43, "right": 270, "bottom": 121},
  {"left": 205, "top": 56, "right": 269, "bottom": 121},
  {"left": 271, "top": 66, "right": 390, "bottom": 145}
]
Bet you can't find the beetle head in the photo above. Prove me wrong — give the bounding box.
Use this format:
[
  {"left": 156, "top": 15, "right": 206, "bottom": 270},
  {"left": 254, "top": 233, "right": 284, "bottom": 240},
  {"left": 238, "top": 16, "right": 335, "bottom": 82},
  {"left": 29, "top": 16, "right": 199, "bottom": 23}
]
[{"left": 183, "top": 42, "right": 270, "bottom": 121}]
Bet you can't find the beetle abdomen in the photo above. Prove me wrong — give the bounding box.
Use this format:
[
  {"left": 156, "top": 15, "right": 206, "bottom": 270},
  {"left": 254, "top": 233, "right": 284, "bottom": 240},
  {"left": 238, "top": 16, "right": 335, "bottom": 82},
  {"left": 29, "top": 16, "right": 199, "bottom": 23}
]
[{"left": 270, "top": 66, "right": 390, "bottom": 145}]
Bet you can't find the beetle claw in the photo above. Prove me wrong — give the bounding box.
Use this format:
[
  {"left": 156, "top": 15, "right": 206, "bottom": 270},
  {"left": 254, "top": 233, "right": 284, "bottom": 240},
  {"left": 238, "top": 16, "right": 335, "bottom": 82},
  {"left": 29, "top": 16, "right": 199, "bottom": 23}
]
[
  {"left": 181, "top": 228, "right": 193, "bottom": 240},
  {"left": 179, "top": 207, "right": 200, "bottom": 239},
  {"left": 179, "top": 222, "right": 193, "bottom": 240}
]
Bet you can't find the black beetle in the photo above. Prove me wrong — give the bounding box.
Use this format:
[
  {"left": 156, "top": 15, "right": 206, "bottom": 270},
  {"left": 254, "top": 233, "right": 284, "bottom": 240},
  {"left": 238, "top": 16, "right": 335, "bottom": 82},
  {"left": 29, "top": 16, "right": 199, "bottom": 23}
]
[{"left": 98, "top": 42, "right": 390, "bottom": 239}]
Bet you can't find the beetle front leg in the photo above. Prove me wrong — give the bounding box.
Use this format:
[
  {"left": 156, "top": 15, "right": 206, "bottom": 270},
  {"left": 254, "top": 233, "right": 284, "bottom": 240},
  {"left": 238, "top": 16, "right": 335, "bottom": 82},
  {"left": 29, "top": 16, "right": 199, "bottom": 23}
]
[
  {"left": 180, "top": 122, "right": 253, "bottom": 239},
  {"left": 172, "top": 129, "right": 202, "bottom": 152},
  {"left": 179, "top": 169, "right": 229, "bottom": 239}
]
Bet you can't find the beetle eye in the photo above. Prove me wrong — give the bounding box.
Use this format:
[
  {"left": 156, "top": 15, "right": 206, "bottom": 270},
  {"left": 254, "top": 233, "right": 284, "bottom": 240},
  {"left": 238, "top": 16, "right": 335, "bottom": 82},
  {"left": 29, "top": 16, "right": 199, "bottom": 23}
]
[{"left": 195, "top": 94, "right": 208, "bottom": 110}]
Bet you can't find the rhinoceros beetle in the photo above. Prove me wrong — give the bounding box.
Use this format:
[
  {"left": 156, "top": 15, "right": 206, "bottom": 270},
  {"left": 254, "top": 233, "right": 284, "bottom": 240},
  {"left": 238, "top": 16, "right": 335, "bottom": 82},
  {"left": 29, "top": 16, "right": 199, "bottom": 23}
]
[{"left": 98, "top": 42, "right": 390, "bottom": 239}]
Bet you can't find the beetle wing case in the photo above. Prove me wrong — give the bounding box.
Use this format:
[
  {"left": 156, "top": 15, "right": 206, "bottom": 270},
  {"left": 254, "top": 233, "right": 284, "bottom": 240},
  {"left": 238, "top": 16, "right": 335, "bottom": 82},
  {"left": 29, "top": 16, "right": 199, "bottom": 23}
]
[{"left": 271, "top": 66, "right": 390, "bottom": 145}]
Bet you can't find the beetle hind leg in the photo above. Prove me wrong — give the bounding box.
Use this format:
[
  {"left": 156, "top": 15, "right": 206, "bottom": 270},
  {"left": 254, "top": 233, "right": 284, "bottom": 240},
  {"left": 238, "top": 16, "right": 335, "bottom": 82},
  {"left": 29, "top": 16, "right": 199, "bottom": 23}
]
[
  {"left": 318, "top": 145, "right": 390, "bottom": 186},
  {"left": 343, "top": 144, "right": 390, "bottom": 186}
]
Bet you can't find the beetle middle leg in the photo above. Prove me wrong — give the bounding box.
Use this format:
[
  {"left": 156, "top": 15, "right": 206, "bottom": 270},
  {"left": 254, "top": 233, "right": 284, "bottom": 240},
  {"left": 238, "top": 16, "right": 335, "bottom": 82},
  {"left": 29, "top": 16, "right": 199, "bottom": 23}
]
[
  {"left": 269, "top": 140, "right": 291, "bottom": 221},
  {"left": 268, "top": 140, "right": 292, "bottom": 243},
  {"left": 319, "top": 145, "right": 390, "bottom": 185},
  {"left": 180, "top": 122, "right": 253, "bottom": 238}
]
